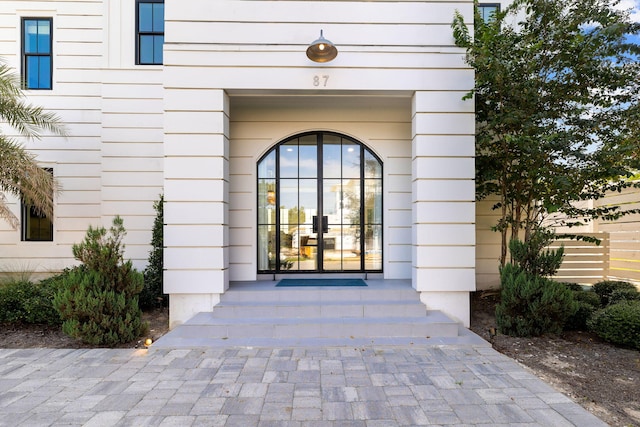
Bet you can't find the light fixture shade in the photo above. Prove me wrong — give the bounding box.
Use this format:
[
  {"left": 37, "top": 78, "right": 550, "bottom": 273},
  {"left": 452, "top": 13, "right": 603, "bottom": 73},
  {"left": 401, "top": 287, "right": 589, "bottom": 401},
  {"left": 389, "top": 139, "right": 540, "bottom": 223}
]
[{"left": 306, "top": 30, "right": 338, "bottom": 63}]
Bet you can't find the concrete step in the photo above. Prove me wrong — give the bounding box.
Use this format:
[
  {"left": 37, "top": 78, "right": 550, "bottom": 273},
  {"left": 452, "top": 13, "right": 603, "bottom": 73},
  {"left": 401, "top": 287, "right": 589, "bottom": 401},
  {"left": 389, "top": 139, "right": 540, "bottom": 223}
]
[
  {"left": 153, "top": 280, "right": 465, "bottom": 348},
  {"left": 219, "top": 287, "right": 421, "bottom": 303},
  {"left": 211, "top": 300, "right": 427, "bottom": 319},
  {"left": 159, "top": 311, "right": 458, "bottom": 342},
  {"left": 152, "top": 327, "right": 490, "bottom": 349}
]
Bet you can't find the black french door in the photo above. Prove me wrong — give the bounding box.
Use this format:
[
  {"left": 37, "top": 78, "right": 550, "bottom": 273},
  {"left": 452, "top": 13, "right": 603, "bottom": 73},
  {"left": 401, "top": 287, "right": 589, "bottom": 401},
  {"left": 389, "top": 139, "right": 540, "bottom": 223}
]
[{"left": 257, "top": 132, "right": 382, "bottom": 273}]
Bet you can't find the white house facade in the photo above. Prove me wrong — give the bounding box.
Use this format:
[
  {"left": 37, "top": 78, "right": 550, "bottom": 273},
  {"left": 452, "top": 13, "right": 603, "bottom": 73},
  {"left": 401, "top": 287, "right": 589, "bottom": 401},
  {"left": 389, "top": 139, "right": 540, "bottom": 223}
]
[{"left": 0, "top": 0, "right": 489, "bottom": 329}]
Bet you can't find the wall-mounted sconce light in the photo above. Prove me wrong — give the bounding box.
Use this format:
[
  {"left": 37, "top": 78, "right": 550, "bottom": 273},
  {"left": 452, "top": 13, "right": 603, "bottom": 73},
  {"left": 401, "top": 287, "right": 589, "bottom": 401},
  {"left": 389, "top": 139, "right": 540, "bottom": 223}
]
[{"left": 306, "top": 30, "right": 338, "bottom": 63}]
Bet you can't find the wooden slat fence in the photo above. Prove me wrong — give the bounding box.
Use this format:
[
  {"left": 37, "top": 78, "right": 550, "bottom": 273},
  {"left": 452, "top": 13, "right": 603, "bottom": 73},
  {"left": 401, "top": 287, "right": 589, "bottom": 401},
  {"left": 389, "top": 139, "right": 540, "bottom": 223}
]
[
  {"left": 597, "top": 187, "right": 640, "bottom": 286},
  {"left": 549, "top": 233, "right": 609, "bottom": 285},
  {"left": 550, "top": 187, "right": 640, "bottom": 286},
  {"left": 476, "top": 188, "right": 639, "bottom": 288}
]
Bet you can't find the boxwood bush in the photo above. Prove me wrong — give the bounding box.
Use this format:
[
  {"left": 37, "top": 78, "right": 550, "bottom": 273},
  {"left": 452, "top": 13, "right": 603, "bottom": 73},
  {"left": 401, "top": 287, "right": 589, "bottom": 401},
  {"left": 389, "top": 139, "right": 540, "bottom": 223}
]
[
  {"left": 588, "top": 301, "right": 640, "bottom": 350},
  {"left": 592, "top": 280, "right": 638, "bottom": 306},
  {"left": 0, "top": 279, "right": 62, "bottom": 325},
  {"left": 609, "top": 287, "right": 640, "bottom": 305},
  {"left": 564, "top": 289, "right": 601, "bottom": 331}
]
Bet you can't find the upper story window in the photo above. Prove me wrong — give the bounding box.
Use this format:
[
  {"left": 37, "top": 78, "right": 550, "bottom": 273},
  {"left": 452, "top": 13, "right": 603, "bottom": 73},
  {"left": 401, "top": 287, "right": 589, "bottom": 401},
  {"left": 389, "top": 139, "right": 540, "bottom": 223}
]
[
  {"left": 478, "top": 3, "right": 501, "bottom": 23},
  {"left": 136, "top": 0, "right": 164, "bottom": 65},
  {"left": 21, "top": 168, "right": 54, "bottom": 242},
  {"left": 22, "top": 18, "right": 52, "bottom": 90}
]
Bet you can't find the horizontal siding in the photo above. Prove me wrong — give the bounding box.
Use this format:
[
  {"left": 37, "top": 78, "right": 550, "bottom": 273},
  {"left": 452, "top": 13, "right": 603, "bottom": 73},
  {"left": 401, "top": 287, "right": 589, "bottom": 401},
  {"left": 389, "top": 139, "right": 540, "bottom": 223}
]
[
  {"left": 0, "top": 1, "right": 104, "bottom": 272},
  {"left": 166, "top": 22, "right": 464, "bottom": 46},
  {"left": 101, "top": 69, "right": 164, "bottom": 268},
  {"left": 165, "top": 50, "right": 469, "bottom": 69},
  {"left": 170, "top": 1, "right": 472, "bottom": 25},
  {"left": 0, "top": 1, "right": 164, "bottom": 273}
]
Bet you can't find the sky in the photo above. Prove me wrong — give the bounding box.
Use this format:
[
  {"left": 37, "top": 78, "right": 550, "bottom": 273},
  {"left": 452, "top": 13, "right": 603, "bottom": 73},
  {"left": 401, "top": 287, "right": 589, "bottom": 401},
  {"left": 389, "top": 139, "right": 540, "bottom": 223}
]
[
  {"left": 619, "top": 0, "right": 640, "bottom": 44},
  {"left": 618, "top": 0, "right": 640, "bottom": 23}
]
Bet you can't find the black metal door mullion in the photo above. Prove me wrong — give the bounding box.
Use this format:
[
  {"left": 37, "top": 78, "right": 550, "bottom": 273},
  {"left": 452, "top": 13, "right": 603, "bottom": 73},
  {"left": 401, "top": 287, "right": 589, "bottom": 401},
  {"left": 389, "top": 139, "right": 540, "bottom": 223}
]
[
  {"left": 360, "top": 145, "right": 365, "bottom": 271},
  {"left": 275, "top": 148, "right": 281, "bottom": 272},
  {"left": 316, "top": 132, "right": 324, "bottom": 272}
]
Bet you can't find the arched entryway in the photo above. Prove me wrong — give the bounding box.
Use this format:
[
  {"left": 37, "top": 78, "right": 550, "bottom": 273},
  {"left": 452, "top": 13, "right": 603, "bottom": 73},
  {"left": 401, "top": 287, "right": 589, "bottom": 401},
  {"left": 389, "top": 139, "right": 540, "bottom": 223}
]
[{"left": 257, "top": 132, "right": 382, "bottom": 273}]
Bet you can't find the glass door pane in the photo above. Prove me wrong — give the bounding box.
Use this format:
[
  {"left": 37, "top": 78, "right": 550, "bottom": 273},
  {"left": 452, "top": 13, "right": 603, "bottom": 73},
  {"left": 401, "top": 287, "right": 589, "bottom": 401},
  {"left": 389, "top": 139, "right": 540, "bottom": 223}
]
[{"left": 296, "top": 179, "right": 318, "bottom": 271}]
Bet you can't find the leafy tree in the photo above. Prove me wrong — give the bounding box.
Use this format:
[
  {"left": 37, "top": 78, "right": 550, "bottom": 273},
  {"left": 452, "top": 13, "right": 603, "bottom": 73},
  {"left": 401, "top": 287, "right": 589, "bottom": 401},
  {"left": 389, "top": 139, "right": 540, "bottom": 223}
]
[
  {"left": 453, "top": 0, "right": 640, "bottom": 266},
  {"left": 0, "top": 60, "right": 66, "bottom": 228}
]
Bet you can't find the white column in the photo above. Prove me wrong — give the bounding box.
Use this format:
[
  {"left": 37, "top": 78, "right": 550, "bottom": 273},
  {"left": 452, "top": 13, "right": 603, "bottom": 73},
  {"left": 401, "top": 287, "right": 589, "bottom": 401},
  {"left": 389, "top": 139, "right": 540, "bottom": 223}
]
[
  {"left": 164, "top": 89, "right": 229, "bottom": 328},
  {"left": 411, "top": 91, "right": 476, "bottom": 326}
]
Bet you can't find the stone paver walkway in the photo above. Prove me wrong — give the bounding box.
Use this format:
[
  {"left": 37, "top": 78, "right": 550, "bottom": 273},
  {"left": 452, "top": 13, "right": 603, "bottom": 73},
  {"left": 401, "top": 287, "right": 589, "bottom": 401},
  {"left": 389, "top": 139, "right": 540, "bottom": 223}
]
[{"left": 0, "top": 345, "right": 606, "bottom": 426}]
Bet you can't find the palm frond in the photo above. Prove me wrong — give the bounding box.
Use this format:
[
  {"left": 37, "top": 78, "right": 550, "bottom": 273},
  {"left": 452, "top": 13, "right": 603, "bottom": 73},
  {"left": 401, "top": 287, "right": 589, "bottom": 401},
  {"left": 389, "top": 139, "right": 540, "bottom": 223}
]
[
  {"left": 0, "top": 193, "right": 19, "bottom": 229},
  {"left": 0, "top": 61, "right": 67, "bottom": 139},
  {"left": 0, "top": 59, "right": 65, "bottom": 229}
]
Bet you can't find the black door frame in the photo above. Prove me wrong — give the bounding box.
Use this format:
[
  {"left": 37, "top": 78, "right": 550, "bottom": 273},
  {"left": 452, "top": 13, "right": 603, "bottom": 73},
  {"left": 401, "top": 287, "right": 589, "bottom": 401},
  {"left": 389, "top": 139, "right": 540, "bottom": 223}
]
[{"left": 257, "top": 131, "right": 383, "bottom": 274}]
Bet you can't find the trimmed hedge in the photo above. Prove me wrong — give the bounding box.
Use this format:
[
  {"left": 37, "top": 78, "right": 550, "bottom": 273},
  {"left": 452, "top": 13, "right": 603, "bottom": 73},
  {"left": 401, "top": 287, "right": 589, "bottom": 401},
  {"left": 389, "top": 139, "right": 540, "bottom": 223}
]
[
  {"left": 592, "top": 281, "right": 638, "bottom": 306},
  {"left": 588, "top": 301, "right": 640, "bottom": 350}
]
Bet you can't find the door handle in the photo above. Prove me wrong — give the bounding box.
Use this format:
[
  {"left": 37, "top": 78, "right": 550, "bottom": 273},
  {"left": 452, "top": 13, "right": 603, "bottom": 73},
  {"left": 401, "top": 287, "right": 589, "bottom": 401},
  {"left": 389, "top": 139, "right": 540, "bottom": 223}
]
[{"left": 312, "top": 216, "right": 329, "bottom": 233}]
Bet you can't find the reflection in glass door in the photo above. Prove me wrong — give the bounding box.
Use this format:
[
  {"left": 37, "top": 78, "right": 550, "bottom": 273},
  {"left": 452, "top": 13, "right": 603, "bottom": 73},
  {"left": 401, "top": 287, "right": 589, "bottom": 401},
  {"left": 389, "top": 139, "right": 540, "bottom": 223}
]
[{"left": 257, "top": 132, "right": 382, "bottom": 273}]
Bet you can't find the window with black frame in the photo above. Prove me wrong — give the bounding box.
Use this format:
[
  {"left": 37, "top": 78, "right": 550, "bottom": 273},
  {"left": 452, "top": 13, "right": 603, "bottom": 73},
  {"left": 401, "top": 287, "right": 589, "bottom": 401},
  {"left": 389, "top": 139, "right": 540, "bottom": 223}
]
[
  {"left": 21, "top": 168, "right": 54, "bottom": 242},
  {"left": 22, "top": 18, "right": 52, "bottom": 90},
  {"left": 136, "top": 0, "right": 164, "bottom": 65}
]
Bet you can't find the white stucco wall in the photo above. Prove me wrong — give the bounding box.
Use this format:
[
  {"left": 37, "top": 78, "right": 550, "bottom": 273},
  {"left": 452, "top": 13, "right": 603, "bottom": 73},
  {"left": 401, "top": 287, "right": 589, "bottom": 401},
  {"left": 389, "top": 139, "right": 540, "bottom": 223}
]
[
  {"left": 227, "top": 95, "right": 413, "bottom": 281},
  {"left": 161, "top": 0, "right": 476, "bottom": 326}
]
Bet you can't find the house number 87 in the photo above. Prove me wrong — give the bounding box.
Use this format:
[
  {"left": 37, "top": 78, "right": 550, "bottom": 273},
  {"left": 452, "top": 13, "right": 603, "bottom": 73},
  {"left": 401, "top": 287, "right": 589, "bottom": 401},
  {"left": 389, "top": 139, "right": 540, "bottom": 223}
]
[{"left": 313, "top": 75, "right": 329, "bottom": 87}]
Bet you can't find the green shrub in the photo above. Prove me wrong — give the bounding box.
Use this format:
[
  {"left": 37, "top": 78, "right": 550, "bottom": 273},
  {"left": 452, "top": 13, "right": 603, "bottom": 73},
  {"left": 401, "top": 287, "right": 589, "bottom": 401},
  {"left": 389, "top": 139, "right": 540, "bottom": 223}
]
[
  {"left": 592, "top": 281, "right": 638, "bottom": 306},
  {"left": 560, "top": 282, "right": 584, "bottom": 292},
  {"left": 508, "top": 229, "right": 564, "bottom": 277},
  {"left": 496, "top": 263, "right": 578, "bottom": 337},
  {"left": 55, "top": 267, "right": 146, "bottom": 346},
  {"left": 564, "top": 290, "right": 601, "bottom": 331},
  {"left": 53, "top": 216, "right": 147, "bottom": 346},
  {"left": 588, "top": 301, "right": 640, "bottom": 350},
  {"left": 609, "top": 287, "right": 640, "bottom": 305},
  {"left": 141, "top": 195, "right": 167, "bottom": 310},
  {"left": 0, "top": 279, "right": 62, "bottom": 325},
  {"left": 573, "top": 289, "right": 602, "bottom": 306}
]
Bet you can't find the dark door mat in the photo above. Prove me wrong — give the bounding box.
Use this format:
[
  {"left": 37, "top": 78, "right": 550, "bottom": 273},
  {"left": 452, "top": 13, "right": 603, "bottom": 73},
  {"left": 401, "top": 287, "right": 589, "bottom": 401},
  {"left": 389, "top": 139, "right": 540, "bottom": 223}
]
[{"left": 276, "top": 279, "right": 367, "bottom": 287}]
